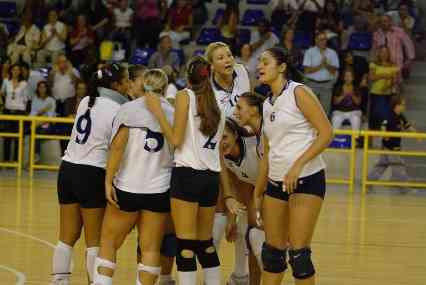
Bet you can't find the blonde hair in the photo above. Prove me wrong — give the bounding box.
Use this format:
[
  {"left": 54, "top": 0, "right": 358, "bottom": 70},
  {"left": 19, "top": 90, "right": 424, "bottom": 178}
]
[
  {"left": 143, "top": 69, "right": 168, "bottom": 97},
  {"left": 205, "top": 42, "right": 231, "bottom": 64}
]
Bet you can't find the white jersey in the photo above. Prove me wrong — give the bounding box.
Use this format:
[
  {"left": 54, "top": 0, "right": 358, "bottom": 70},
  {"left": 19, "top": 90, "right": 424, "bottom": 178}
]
[
  {"left": 63, "top": 87, "right": 129, "bottom": 168},
  {"left": 112, "top": 97, "right": 174, "bottom": 194},
  {"left": 224, "top": 136, "right": 259, "bottom": 185},
  {"left": 263, "top": 81, "right": 326, "bottom": 181},
  {"left": 174, "top": 89, "right": 226, "bottom": 172},
  {"left": 212, "top": 63, "right": 250, "bottom": 117}
]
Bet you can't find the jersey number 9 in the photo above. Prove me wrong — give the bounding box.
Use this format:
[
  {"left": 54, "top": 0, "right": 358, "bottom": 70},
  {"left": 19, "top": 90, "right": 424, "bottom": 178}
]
[{"left": 75, "top": 110, "right": 92, "bottom": 145}]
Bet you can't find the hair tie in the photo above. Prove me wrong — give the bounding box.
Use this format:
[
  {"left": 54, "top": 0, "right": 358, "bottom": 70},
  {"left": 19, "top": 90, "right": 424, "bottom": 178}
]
[
  {"left": 144, "top": 84, "right": 154, "bottom": 92},
  {"left": 97, "top": 70, "right": 103, "bottom": 79},
  {"left": 199, "top": 66, "right": 209, "bottom": 77}
]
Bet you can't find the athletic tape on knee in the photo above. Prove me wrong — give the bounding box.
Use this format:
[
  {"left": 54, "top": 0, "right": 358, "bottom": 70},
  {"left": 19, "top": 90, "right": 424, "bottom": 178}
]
[
  {"left": 86, "top": 247, "right": 99, "bottom": 282},
  {"left": 176, "top": 238, "right": 197, "bottom": 272},
  {"left": 196, "top": 239, "right": 220, "bottom": 269},
  {"left": 212, "top": 213, "right": 227, "bottom": 250},
  {"left": 160, "top": 234, "right": 177, "bottom": 257},
  {"left": 288, "top": 248, "right": 315, "bottom": 279},
  {"left": 261, "top": 242, "right": 287, "bottom": 273},
  {"left": 137, "top": 263, "right": 161, "bottom": 275}
]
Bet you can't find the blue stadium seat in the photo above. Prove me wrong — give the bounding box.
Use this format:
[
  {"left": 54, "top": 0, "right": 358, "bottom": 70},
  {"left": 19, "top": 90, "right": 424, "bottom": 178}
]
[
  {"left": 237, "top": 28, "right": 251, "bottom": 44},
  {"left": 329, "top": 134, "right": 352, "bottom": 149},
  {"left": 193, "top": 49, "right": 205, "bottom": 57},
  {"left": 212, "top": 8, "right": 225, "bottom": 25},
  {"left": 294, "top": 31, "right": 313, "bottom": 49},
  {"left": 0, "top": 2, "right": 17, "bottom": 19},
  {"left": 197, "top": 27, "right": 221, "bottom": 45},
  {"left": 130, "top": 48, "right": 155, "bottom": 65},
  {"left": 2, "top": 20, "right": 19, "bottom": 36},
  {"left": 171, "top": 48, "right": 185, "bottom": 66},
  {"left": 247, "top": 0, "right": 270, "bottom": 4},
  {"left": 241, "top": 9, "right": 265, "bottom": 26},
  {"left": 348, "top": 32, "right": 372, "bottom": 51}
]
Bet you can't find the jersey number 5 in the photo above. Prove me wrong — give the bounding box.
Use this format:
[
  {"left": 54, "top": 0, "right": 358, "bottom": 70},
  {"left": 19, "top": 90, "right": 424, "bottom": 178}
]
[{"left": 75, "top": 110, "right": 92, "bottom": 145}]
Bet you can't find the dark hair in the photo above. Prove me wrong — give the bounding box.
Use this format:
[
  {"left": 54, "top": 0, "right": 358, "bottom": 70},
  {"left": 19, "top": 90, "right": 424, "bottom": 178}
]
[
  {"left": 187, "top": 56, "right": 221, "bottom": 137},
  {"left": 9, "top": 64, "right": 24, "bottom": 81},
  {"left": 225, "top": 117, "right": 251, "bottom": 138},
  {"left": 239, "top": 92, "right": 267, "bottom": 116},
  {"left": 88, "top": 63, "right": 127, "bottom": 108},
  {"left": 390, "top": 95, "right": 405, "bottom": 110},
  {"left": 265, "top": 47, "right": 289, "bottom": 78},
  {"left": 128, "top": 64, "right": 146, "bottom": 81},
  {"left": 36, "top": 80, "right": 51, "bottom": 98}
]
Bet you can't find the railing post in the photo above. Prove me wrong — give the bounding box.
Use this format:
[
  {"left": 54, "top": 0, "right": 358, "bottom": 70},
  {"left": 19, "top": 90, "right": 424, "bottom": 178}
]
[
  {"left": 349, "top": 132, "right": 357, "bottom": 193},
  {"left": 29, "top": 119, "right": 36, "bottom": 177},
  {"left": 17, "top": 119, "right": 24, "bottom": 177},
  {"left": 362, "top": 132, "right": 369, "bottom": 194}
]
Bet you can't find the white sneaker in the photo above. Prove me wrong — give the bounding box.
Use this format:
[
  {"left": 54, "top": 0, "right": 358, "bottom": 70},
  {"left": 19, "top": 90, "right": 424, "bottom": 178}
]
[
  {"left": 49, "top": 273, "right": 70, "bottom": 285},
  {"left": 226, "top": 273, "right": 249, "bottom": 285}
]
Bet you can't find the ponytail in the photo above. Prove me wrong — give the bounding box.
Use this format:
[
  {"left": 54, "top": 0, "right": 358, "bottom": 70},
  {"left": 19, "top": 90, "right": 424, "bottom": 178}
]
[{"left": 187, "top": 56, "right": 221, "bottom": 137}]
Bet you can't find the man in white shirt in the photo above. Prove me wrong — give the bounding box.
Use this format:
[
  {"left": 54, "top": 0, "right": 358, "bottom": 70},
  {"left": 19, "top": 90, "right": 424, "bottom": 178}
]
[
  {"left": 303, "top": 31, "right": 339, "bottom": 116},
  {"left": 37, "top": 9, "right": 68, "bottom": 66}
]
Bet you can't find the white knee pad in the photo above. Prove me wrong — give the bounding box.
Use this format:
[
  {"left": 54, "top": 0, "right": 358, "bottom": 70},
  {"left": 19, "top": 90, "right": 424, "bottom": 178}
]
[
  {"left": 212, "top": 213, "right": 227, "bottom": 251},
  {"left": 93, "top": 257, "right": 116, "bottom": 285},
  {"left": 248, "top": 227, "right": 265, "bottom": 269},
  {"left": 136, "top": 263, "right": 161, "bottom": 285}
]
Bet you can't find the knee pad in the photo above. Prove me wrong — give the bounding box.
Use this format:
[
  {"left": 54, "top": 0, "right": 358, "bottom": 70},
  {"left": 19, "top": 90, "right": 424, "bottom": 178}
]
[
  {"left": 196, "top": 239, "right": 220, "bottom": 269},
  {"left": 176, "top": 238, "right": 197, "bottom": 272},
  {"left": 93, "top": 257, "right": 116, "bottom": 285},
  {"left": 261, "top": 243, "right": 287, "bottom": 273},
  {"left": 288, "top": 247, "right": 315, "bottom": 279},
  {"left": 160, "top": 234, "right": 177, "bottom": 257}
]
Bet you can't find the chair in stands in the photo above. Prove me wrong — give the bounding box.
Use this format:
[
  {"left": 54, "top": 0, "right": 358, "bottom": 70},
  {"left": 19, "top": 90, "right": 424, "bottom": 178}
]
[
  {"left": 348, "top": 32, "right": 372, "bottom": 51},
  {"left": 197, "top": 27, "right": 221, "bottom": 45},
  {"left": 241, "top": 9, "right": 266, "bottom": 26},
  {"left": 294, "top": 31, "right": 313, "bottom": 49},
  {"left": 129, "top": 48, "right": 156, "bottom": 65}
]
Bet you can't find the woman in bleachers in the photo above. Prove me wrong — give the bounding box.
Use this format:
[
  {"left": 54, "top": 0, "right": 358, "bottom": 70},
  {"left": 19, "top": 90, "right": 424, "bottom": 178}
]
[
  {"left": 217, "top": 5, "right": 239, "bottom": 53},
  {"left": 0, "top": 64, "right": 28, "bottom": 162},
  {"left": 134, "top": 0, "right": 168, "bottom": 49},
  {"left": 69, "top": 14, "right": 96, "bottom": 68},
  {"left": 276, "top": 27, "right": 304, "bottom": 82}
]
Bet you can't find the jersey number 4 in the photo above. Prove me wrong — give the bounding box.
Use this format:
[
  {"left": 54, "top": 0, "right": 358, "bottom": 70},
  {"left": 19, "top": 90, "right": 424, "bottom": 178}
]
[
  {"left": 203, "top": 135, "right": 217, "bottom": 150},
  {"left": 75, "top": 110, "right": 92, "bottom": 145}
]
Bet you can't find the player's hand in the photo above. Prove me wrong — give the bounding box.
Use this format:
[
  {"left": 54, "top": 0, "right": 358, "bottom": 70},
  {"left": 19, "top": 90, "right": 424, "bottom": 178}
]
[
  {"left": 225, "top": 197, "right": 246, "bottom": 215},
  {"left": 105, "top": 183, "right": 119, "bottom": 208},
  {"left": 283, "top": 162, "right": 302, "bottom": 194},
  {"left": 225, "top": 218, "right": 237, "bottom": 242}
]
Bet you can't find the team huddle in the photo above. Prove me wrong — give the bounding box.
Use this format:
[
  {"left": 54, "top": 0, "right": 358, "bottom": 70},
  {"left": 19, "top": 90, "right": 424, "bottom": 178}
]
[{"left": 50, "top": 42, "right": 333, "bottom": 285}]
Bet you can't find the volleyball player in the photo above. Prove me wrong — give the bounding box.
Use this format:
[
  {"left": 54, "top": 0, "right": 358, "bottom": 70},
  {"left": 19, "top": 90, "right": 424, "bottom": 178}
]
[
  {"left": 254, "top": 47, "right": 333, "bottom": 285},
  {"left": 205, "top": 41, "right": 251, "bottom": 285},
  {"left": 93, "top": 69, "right": 173, "bottom": 285},
  {"left": 51, "top": 64, "right": 130, "bottom": 285},
  {"left": 145, "top": 56, "right": 244, "bottom": 285},
  {"left": 128, "top": 65, "right": 147, "bottom": 100}
]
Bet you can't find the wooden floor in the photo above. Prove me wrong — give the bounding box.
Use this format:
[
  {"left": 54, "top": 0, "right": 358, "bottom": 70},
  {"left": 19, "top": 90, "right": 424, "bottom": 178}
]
[{"left": 1, "top": 172, "right": 426, "bottom": 285}]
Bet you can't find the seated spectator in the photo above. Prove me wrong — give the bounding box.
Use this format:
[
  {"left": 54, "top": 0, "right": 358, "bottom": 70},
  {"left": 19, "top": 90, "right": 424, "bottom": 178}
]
[
  {"left": 192, "top": 0, "right": 208, "bottom": 40},
  {"left": 276, "top": 26, "right": 304, "bottom": 82},
  {"left": 69, "top": 14, "right": 96, "bottom": 68},
  {"left": 368, "top": 46, "right": 400, "bottom": 130},
  {"left": 162, "top": 65, "right": 178, "bottom": 104},
  {"left": 386, "top": 3, "right": 416, "bottom": 35},
  {"left": 372, "top": 15, "right": 415, "bottom": 80},
  {"left": 49, "top": 54, "right": 79, "bottom": 119},
  {"left": 20, "top": 62, "right": 46, "bottom": 100},
  {"left": 331, "top": 68, "right": 362, "bottom": 131},
  {"left": 217, "top": 5, "right": 239, "bottom": 51},
  {"left": 164, "top": 0, "right": 192, "bottom": 48},
  {"left": 236, "top": 43, "right": 256, "bottom": 82},
  {"left": 352, "top": 0, "right": 379, "bottom": 31},
  {"left": 37, "top": 9, "right": 68, "bottom": 66},
  {"left": 134, "top": 0, "right": 168, "bottom": 49},
  {"left": 87, "top": 0, "right": 111, "bottom": 41},
  {"left": 294, "top": 0, "right": 325, "bottom": 34},
  {"left": 29, "top": 81, "right": 56, "bottom": 161},
  {"left": 148, "top": 34, "right": 180, "bottom": 70},
  {"left": 303, "top": 31, "right": 340, "bottom": 116},
  {"left": 317, "top": 0, "right": 344, "bottom": 50},
  {"left": 271, "top": 0, "right": 300, "bottom": 30},
  {"left": 7, "top": 14, "right": 41, "bottom": 65},
  {"left": 0, "top": 64, "right": 29, "bottom": 162},
  {"left": 111, "top": 0, "right": 134, "bottom": 57},
  {"left": 250, "top": 20, "right": 280, "bottom": 66}
]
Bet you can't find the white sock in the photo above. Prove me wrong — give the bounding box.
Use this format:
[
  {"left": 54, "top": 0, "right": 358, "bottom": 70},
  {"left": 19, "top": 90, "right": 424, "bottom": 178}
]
[
  {"left": 203, "top": 266, "right": 221, "bottom": 285},
  {"left": 93, "top": 257, "right": 115, "bottom": 285},
  {"left": 86, "top": 247, "right": 99, "bottom": 282},
  {"left": 178, "top": 271, "right": 196, "bottom": 285},
  {"left": 212, "top": 213, "right": 227, "bottom": 251},
  {"left": 248, "top": 228, "right": 265, "bottom": 269},
  {"left": 52, "top": 241, "right": 73, "bottom": 279},
  {"left": 233, "top": 213, "right": 249, "bottom": 277},
  {"left": 158, "top": 274, "right": 172, "bottom": 283}
]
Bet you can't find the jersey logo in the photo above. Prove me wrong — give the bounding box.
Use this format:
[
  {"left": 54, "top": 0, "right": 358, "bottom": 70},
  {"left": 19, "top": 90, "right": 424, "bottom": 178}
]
[
  {"left": 203, "top": 135, "right": 217, "bottom": 150},
  {"left": 144, "top": 129, "right": 164, "bottom": 153},
  {"left": 75, "top": 109, "right": 92, "bottom": 144},
  {"left": 270, "top": 112, "right": 276, "bottom": 122}
]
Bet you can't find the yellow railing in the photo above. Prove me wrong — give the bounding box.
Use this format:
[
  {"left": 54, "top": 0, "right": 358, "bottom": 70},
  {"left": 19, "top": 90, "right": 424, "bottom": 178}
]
[{"left": 1, "top": 115, "right": 426, "bottom": 194}]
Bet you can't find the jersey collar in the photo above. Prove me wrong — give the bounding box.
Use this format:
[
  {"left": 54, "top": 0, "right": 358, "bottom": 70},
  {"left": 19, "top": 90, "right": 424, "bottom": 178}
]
[
  {"left": 98, "top": 87, "right": 129, "bottom": 105},
  {"left": 268, "top": 80, "right": 292, "bottom": 105},
  {"left": 212, "top": 71, "right": 237, "bottom": 94}
]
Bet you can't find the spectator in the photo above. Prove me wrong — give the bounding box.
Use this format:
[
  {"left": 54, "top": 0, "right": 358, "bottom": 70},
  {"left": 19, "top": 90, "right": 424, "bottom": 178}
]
[
  {"left": 295, "top": 0, "right": 326, "bottom": 34},
  {"left": 368, "top": 46, "right": 400, "bottom": 130},
  {"left": 69, "top": 14, "right": 96, "bottom": 68},
  {"left": 0, "top": 24, "right": 9, "bottom": 63},
  {"left": 111, "top": 0, "right": 134, "bottom": 57},
  {"left": 249, "top": 20, "right": 280, "bottom": 66},
  {"left": 20, "top": 62, "right": 46, "bottom": 100},
  {"left": 303, "top": 31, "right": 340, "bottom": 115},
  {"left": 7, "top": 14, "right": 41, "bottom": 65},
  {"left": 162, "top": 65, "right": 178, "bottom": 104},
  {"left": 352, "top": 0, "right": 378, "bottom": 32},
  {"left": 271, "top": 0, "right": 301, "bottom": 30},
  {"left": 49, "top": 54, "right": 79, "bottom": 120},
  {"left": 217, "top": 5, "right": 239, "bottom": 51},
  {"left": 0, "top": 64, "right": 28, "bottom": 162},
  {"left": 276, "top": 26, "right": 304, "bottom": 82},
  {"left": 134, "top": 0, "right": 167, "bottom": 49},
  {"left": 331, "top": 68, "right": 362, "bottom": 131},
  {"left": 86, "top": 0, "right": 111, "bottom": 41},
  {"left": 37, "top": 9, "right": 68, "bottom": 66},
  {"left": 29, "top": 81, "right": 56, "bottom": 161},
  {"left": 372, "top": 15, "right": 415, "bottom": 80},
  {"left": 317, "top": 0, "right": 344, "bottom": 50},
  {"left": 236, "top": 43, "right": 256, "bottom": 82},
  {"left": 191, "top": 0, "right": 208, "bottom": 40},
  {"left": 148, "top": 34, "right": 180, "bottom": 70},
  {"left": 386, "top": 3, "right": 416, "bottom": 35}
]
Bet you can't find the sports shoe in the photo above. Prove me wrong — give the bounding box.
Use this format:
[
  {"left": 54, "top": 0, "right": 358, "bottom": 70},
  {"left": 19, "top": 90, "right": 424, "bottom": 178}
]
[
  {"left": 226, "top": 273, "right": 249, "bottom": 285},
  {"left": 49, "top": 273, "right": 70, "bottom": 285}
]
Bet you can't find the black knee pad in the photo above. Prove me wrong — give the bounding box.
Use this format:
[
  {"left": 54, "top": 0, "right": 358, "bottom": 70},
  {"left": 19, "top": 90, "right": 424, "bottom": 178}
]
[
  {"left": 288, "top": 247, "right": 315, "bottom": 279},
  {"left": 261, "top": 242, "right": 287, "bottom": 273},
  {"left": 196, "top": 239, "right": 220, "bottom": 268},
  {"left": 176, "top": 238, "right": 197, "bottom": 272},
  {"left": 161, "top": 234, "right": 177, "bottom": 257}
]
